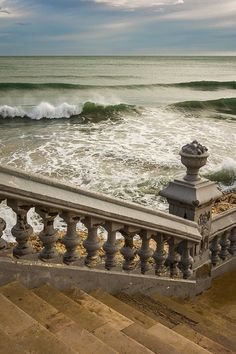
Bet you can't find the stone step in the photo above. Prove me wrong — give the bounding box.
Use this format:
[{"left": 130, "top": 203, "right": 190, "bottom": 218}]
[
  {"left": 0, "top": 281, "right": 117, "bottom": 354},
  {"left": 187, "top": 269, "right": 236, "bottom": 325},
  {"left": 0, "top": 293, "right": 77, "bottom": 354},
  {"left": 64, "top": 287, "right": 133, "bottom": 330},
  {"left": 33, "top": 284, "right": 155, "bottom": 354},
  {"left": 115, "top": 292, "right": 234, "bottom": 354},
  {"left": 90, "top": 288, "right": 209, "bottom": 354},
  {"left": 174, "top": 324, "right": 236, "bottom": 354},
  {"left": 148, "top": 323, "right": 213, "bottom": 354},
  {"left": 151, "top": 292, "right": 236, "bottom": 352},
  {"left": 0, "top": 328, "right": 29, "bottom": 354},
  {"left": 89, "top": 288, "right": 156, "bottom": 329},
  {"left": 123, "top": 323, "right": 182, "bottom": 354},
  {"left": 93, "top": 322, "right": 155, "bottom": 354},
  {"left": 182, "top": 300, "right": 236, "bottom": 335}
]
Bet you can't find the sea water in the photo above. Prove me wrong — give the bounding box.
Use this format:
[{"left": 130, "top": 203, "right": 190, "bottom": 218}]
[{"left": 0, "top": 56, "right": 236, "bottom": 238}]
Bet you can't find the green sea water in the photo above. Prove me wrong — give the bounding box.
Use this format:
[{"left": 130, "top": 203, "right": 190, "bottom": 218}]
[{"left": 0, "top": 56, "right": 235, "bottom": 212}]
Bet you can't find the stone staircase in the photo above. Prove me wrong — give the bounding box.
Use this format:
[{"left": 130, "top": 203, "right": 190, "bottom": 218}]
[{"left": 0, "top": 272, "right": 235, "bottom": 354}]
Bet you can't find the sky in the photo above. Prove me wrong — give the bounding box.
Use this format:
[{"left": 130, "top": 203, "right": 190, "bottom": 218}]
[{"left": 0, "top": 0, "right": 236, "bottom": 55}]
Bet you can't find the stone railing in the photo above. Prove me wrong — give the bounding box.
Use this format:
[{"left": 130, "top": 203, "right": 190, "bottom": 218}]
[
  {"left": 0, "top": 140, "right": 235, "bottom": 290},
  {"left": 0, "top": 164, "right": 201, "bottom": 280},
  {"left": 210, "top": 208, "right": 236, "bottom": 266}
]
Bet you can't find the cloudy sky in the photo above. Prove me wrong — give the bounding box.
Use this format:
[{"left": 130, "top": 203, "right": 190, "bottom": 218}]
[{"left": 0, "top": 0, "right": 236, "bottom": 55}]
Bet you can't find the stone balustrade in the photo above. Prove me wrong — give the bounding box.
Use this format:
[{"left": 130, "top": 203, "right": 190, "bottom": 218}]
[
  {"left": 0, "top": 164, "right": 201, "bottom": 280},
  {"left": 210, "top": 208, "right": 236, "bottom": 266},
  {"left": 0, "top": 141, "right": 235, "bottom": 291}
]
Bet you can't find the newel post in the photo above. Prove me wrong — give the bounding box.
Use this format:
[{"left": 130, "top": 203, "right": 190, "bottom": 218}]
[{"left": 160, "top": 141, "right": 222, "bottom": 276}]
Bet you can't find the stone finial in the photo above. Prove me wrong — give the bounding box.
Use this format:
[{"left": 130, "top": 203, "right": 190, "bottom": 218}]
[
  {"left": 181, "top": 140, "right": 208, "bottom": 156},
  {"left": 180, "top": 140, "right": 209, "bottom": 182}
]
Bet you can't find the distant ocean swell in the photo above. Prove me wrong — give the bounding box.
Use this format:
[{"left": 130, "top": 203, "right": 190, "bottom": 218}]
[{"left": 1, "top": 80, "right": 236, "bottom": 91}]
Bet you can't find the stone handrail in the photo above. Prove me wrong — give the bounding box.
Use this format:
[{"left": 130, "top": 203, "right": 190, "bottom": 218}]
[
  {"left": 209, "top": 208, "right": 236, "bottom": 266},
  {"left": 211, "top": 208, "right": 236, "bottom": 238},
  {"left": 0, "top": 165, "right": 201, "bottom": 280}
]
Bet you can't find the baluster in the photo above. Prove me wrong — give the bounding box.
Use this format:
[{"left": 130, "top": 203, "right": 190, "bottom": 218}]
[
  {"left": 120, "top": 227, "right": 139, "bottom": 271},
  {"left": 36, "top": 208, "right": 58, "bottom": 260},
  {"left": 166, "top": 237, "right": 180, "bottom": 278},
  {"left": 83, "top": 217, "right": 102, "bottom": 267},
  {"left": 152, "top": 233, "right": 167, "bottom": 276},
  {"left": 103, "top": 222, "right": 123, "bottom": 270},
  {"left": 179, "top": 240, "right": 193, "bottom": 279},
  {"left": 0, "top": 217, "right": 7, "bottom": 250},
  {"left": 138, "top": 230, "right": 153, "bottom": 274},
  {"left": 219, "top": 230, "right": 230, "bottom": 261},
  {"left": 8, "top": 201, "right": 33, "bottom": 257},
  {"left": 61, "top": 213, "right": 81, "bottom": 264},
  {"left": 229, "top": 227, "right": 236, "bottom": 256},
  {"left": 210, "top": 235, "right": 221, "bottom": 266}
]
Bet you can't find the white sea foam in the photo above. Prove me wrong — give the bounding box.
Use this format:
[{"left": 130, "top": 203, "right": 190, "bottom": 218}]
[
  {"left": 0, "top": 105, "right": 25, "bottom": 118},
  {"left": 29, "top": 102, "right": 81, "bottom": 120},
  {"left": 0, "top": 102, "right": 82, "bottom": 120}
]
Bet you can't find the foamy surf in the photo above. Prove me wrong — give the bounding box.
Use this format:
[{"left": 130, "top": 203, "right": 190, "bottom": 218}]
[{"left": 0, "top": 101, "right": 139, "bottom": 121}]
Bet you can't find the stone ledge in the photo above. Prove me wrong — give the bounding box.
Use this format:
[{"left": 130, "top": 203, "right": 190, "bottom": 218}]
[{"left": 0, "top": 256, "right": 197, "bottom": 299}]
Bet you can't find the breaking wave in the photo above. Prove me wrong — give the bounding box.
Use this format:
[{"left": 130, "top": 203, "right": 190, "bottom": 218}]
[
  {"left": 204, "top": 158, "right": 236, "bottom": 191},
  {"left": 1, "top": 80, "right": 236, "bottom": 91},
  {"left": 169, "top": 98, "right": 236, "bottom": 117},
  {"left": 0, "top": 101, "right": 139, "bottom": 121}
]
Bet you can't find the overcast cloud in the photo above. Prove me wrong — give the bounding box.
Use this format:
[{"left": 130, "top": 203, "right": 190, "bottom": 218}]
[{"left": 0, "top": 0, "right": 235, "bottom": 55}]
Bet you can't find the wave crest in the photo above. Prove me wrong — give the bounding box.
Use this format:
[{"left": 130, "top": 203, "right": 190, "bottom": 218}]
[
  {"left": 0, "top": 101, "right": 139, "bottom": 121},
  {"left": 169, "top": 97, "right": 236, "bottom": 117},
  {"left": 204, "top": 158, "right": 236, "bottom": 190}
]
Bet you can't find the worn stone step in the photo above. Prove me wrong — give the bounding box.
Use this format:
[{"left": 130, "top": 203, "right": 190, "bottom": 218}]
[
  {"left": 151, "top": 292, "right": 236, "bottom": 352},
  {"left": 174, "top": 324, "right": 236, "bottom": 354},
  {"left": 123, "top": 323, "right": 181, "bottom": 354},
  {"left": 148, "top": 322, "right": 213, "bottom": 354},
  {"left": 33, "top": 284, "right": 154, "bottom": 354},
  {"left": 0, "top": 293, "right": 77, "bottom": 354},
  {"left": 0, "top": 328, "right": 29, "bottom": 354},
  {"left": 115, "top": 292, "right": 179, "bottom": 328},
  {"left": 0, "top": 281, "right": 117, "bottom": 354},
  {"left": 64, "top": 287, "right": 133, "bottom": 330},
  {"left": 93, "top": 322, "right": 155, "bottom": 354},
  {"left": 89, "top": 288, "right": 156, "bottom": 329},
  {"left": 33, "top": 284, "right": 107, "bottom": 331},
  {"left": 183, "top": 301, "right": 236, "bottom": 334},
  {"left": 187, "top": 269, "right": 236, "bottom": 325},
  {"left": 115, "top": 292, "right": 234, "bottom": 354}
]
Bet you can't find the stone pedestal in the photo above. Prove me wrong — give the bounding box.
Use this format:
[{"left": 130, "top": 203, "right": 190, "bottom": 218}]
[{"left": 160, "top": 141, "right": 222, "bottom": 272}]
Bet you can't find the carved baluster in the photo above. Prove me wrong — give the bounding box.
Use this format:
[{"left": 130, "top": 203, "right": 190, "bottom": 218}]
[
  {"left": 229, "top": 227, "right": 236, "bottom": 256},
  {"left": 83, "top": 217, "right": 102, "bottom": 267},
  {"left": 0, "top": 217, "right": 7, "bottom": 250},
  {"left": 219, "top": 230, "right": 230, "bottom": 261},
  {"left": 36, "top": 208, "right": 58, "bottom": 260},
  {"left": 210, "top": 235, "right": 221, "bottom": 266},
  {"left": 8, "top": 201, "right": 33, "bottom": 257},
  {"left": 166, "top": 237, "right": 180, "bottom": 278},
  {"left": 138, "top": 230, "right": 153, "bottom": 274},
  {"left": 152, "top": 233, "right": 167, "bottom": 276},
  {"left": 179, "top": 240, "right": 193, "bottom": 279},
  {"left": 120, "top": 227, "right": 139, "bottom": 271},
  {"left": 61, "top": 213, "right": 81, "bottom": 264},
  {"left": 103, "top": 222, "right": 123, "bottom": 270}
]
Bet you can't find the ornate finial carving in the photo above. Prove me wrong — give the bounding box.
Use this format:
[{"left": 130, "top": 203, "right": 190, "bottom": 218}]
[
  {"left": 181, "top": 140, "right": 208, "bottom": 156},
  {"left": 180, "top": 141, "right": 209, "bottom": 182}
]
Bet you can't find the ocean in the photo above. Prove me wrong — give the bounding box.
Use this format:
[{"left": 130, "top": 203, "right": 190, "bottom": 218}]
[{"left": 0, "top": 56, "right": 236, "bottom": 233}]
